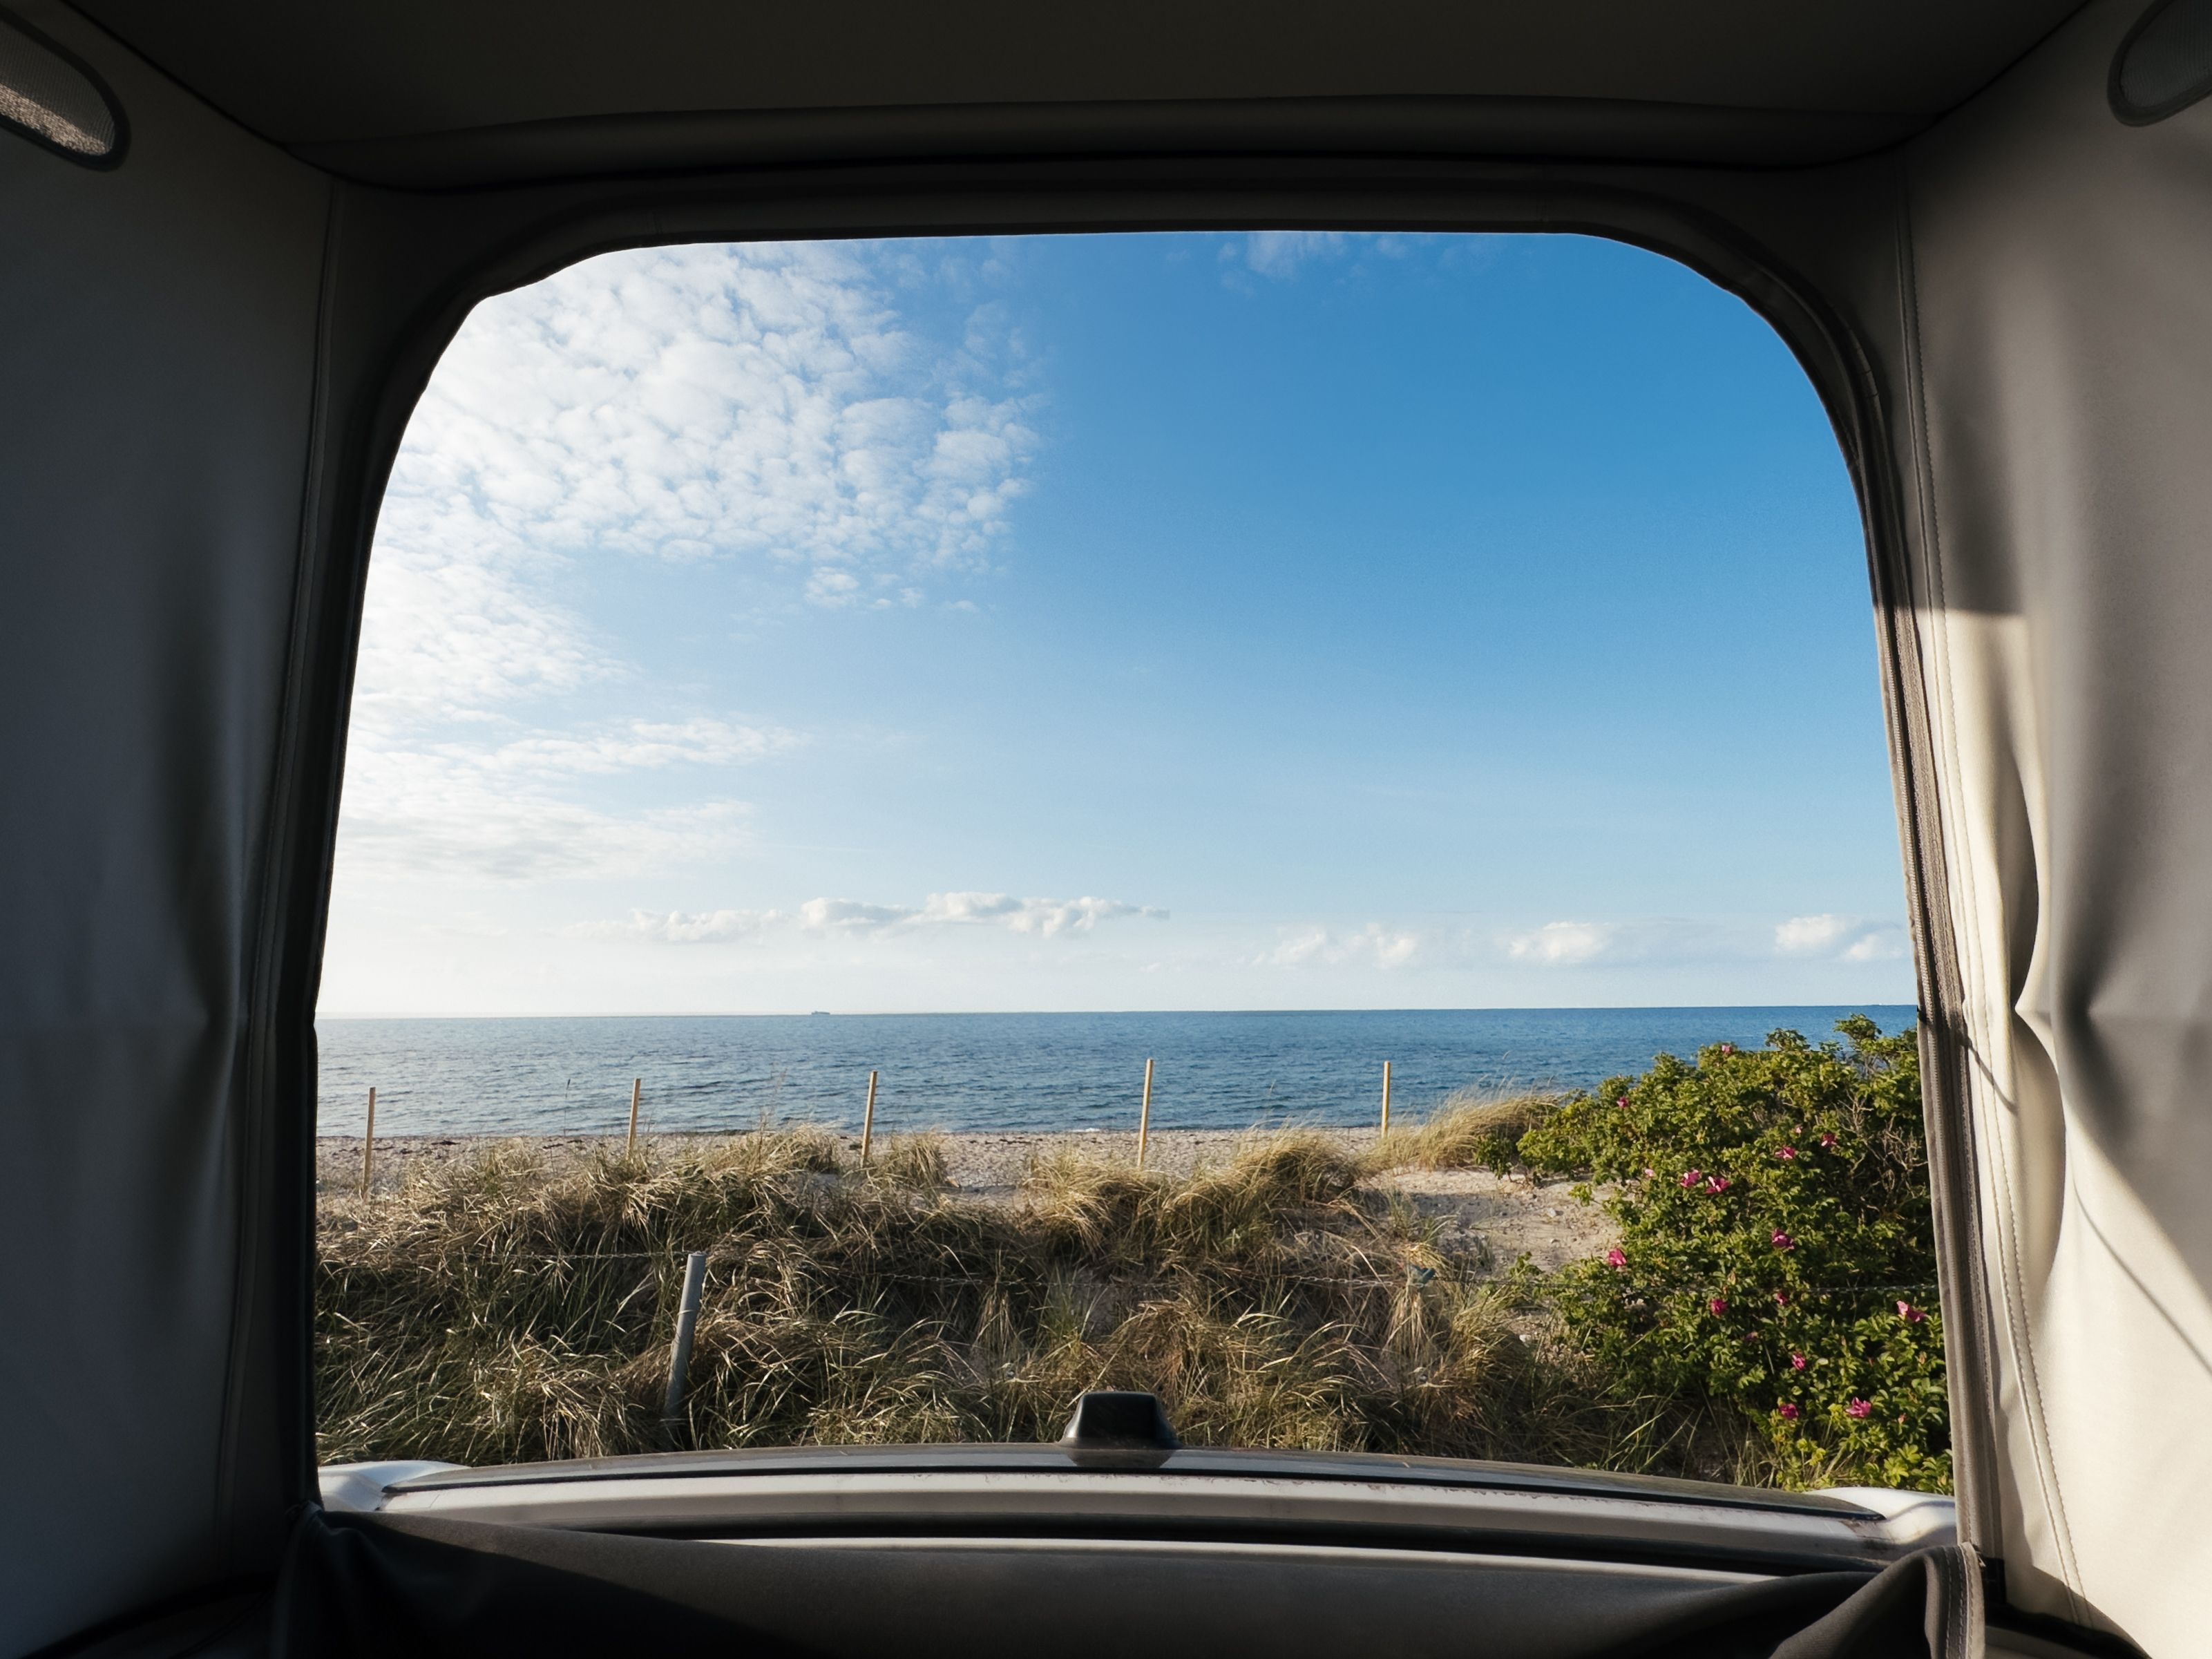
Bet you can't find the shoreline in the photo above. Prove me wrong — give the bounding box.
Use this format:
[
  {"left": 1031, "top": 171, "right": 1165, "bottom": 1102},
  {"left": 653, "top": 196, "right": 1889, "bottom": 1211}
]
[{"left": 315, "top": 1127, "right": 1616, "bottom": 1275}]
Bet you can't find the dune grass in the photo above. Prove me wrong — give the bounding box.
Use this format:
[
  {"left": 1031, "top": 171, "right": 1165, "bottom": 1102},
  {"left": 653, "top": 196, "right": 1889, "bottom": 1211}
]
[
  {"left": 1370, "top": 1088, "right": 1565, "bottom": 1175},
  {"left": 316, "top": 1097, "right": 1781, "bottom": 1483}
]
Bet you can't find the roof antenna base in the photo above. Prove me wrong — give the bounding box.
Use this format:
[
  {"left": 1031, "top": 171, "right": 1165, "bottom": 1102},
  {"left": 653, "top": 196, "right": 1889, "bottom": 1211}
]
[{"left": 1060, "top": 1390, "right": 1181, "bottom": 1452}]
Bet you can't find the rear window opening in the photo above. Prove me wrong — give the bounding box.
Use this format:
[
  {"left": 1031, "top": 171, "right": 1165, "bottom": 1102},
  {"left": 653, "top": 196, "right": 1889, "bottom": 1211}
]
[{"left": 315, "top": 231, "right": 1937, "bottom": 1493}]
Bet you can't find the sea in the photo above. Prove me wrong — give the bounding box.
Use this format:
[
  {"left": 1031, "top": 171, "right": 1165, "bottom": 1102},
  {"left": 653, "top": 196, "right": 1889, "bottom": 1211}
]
[{"left": 315, "top": 1006, "right": 1917, "bottom": 1139}]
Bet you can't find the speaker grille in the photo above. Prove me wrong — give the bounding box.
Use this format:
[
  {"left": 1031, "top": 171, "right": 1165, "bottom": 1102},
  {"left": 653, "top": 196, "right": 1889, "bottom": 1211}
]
[
  {"left": 2114, "top": 0, "right": 2212, "bottom": 124},
  {"left": 0, "top": 7, "right": 120, "bottom": 162}
]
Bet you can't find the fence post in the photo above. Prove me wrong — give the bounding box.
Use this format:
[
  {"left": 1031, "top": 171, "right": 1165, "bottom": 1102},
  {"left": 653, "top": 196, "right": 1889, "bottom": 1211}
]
[
  {"left": 360, "top": 1087, "right": 376, "bottom": 1197},
  {"left": 662, "top": 1250, "right": 709, "bottom": 1443},
  {"left": 1138, "top": 1057, "right": 1155, "bottom": 1169},
  {"left": 1380, "top": 1061, "right": 1393, "bottom": 1136},
  {"left": 860, "top": 1070, "right": 879, "bottom": 1163},
  {"left": 627, "top": 1077, "right": 642, "bottom": 1155}
]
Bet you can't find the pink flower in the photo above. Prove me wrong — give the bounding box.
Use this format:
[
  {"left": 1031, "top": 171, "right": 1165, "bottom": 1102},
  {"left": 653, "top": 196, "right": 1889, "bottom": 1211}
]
[
  {"left": 1774, "top": 1291, "right": 1791, "bottom": 1307},
  {"left": 1641, "top": 1166, "right": 1657, "bottom": 1179},
  {"left": 1897, "top": 1301, "right": 1927, "bottom": 1324},
  {"left": 1777, "top": 1403, "right": 1800, "bottom": 1421},
  {"left": 1818, "top": 1132, "right": 1837, "bottom": 1149},
  {"left": 1845, "top": 1398, "right": 1873, "bottom": 1419},
  {"left": 1708, "top": 1297, "right": 1729, "bottom": 1316},
  {"left": 1771, "top": 1231, "right": 1796, "bottom": 1252},
  {"left": 1680, "top": 1169, "right": 1702, "bottom": 1188},
  {"left": 1605, "top": 1248, "right": 1628, "bottom": 1269},
  {"left": 1719, "top": 1043, "right": 1735, "bottom": 1055},
  {"left": 1617, "top": 1096, "right": 1630, "bottom": 1108},
  {"left": 1775, "top": 1146, "right": 1798, "bottom": 1160},
  {"left": 1790, "top": 1352, "right": 1807, "bottom": 1371},
  {"left": 1704, "top": 1175, "right": 1733, "bottom": 1193}
]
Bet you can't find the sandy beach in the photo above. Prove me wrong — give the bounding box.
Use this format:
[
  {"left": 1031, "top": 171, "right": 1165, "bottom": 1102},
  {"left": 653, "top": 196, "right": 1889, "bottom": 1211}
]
[{"left": 316, "top": 1128, "right": 1616, "bottom": 1275}]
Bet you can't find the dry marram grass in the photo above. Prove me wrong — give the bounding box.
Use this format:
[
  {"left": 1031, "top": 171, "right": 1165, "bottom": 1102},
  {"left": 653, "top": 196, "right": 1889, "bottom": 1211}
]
[
  {"left": 1371, "top": 1089, "right": 1565, "bottom": 1173},
  {"left": 316, "top": 1099, "right": 1771, "bottom": 1480}
]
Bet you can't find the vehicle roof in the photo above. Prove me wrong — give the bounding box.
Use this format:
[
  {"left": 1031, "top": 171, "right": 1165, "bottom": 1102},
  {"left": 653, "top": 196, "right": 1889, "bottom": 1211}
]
[{"left": 75, "top": 0, "right": 2088, "bottom": 184}]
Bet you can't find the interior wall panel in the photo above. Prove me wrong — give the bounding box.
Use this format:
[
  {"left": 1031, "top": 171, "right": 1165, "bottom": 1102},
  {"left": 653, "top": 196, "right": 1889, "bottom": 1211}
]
[{"left": 0, "top": 4, "right": 328, "bottom": 1650}]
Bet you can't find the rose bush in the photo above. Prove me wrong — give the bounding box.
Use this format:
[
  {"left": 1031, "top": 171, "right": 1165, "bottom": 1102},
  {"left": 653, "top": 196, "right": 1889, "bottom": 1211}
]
[{"left": 1518, "top": 1016, "right": 1949, "bottom": 1490}]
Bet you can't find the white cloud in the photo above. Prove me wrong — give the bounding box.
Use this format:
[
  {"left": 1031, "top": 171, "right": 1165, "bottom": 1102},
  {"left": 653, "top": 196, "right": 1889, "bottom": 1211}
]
[
  {"left": 1773, "top": 913, "right": 1850, "bottom": 954},
  {"left": 1232, "top": 231, "right": 1348, "bottom": 279},
  {"left": 788, "top": 891, "right": 1167, "bottom": 937},
  {"left": 1496, "top": 914, "right": 1914, "bottom": 969},
  {"left": 798, "top": 897, "right": 919, "bottom": 931},
  {"left": 905, "top": 891, "right": 1164, "bottom": 935},
  {"left": 339, "top": 764, "right": 754, "bottom": 883},
  {"left": 586, "top": 891, "right": 1168, "bottom": 944},
  {"left": 1775, "top": 913, "right": 1909, "bottom": 961},
  {"left": 348, "top": 538, "right": 607, "bottom": 732},
  {"left": 1505, "top": 920, "right": 1615, "bottom": 965},
  {"left": 386, "top": 242, "right": 1037, "bottom": 590},
  {"left": 475, "top": 718, "right": 800, "bottom": 778},
  {"left": 1842, "top": 933, "right": 1905, "bottom": 962},
  {"left": 1261, "top": 922, "right": 1426, "bottom": 969},
  {"left": 594, "top": 907, "right": 775, "bottom": 943},
  {"left": 336, "top": 719, "right": 790, "bottom": 881}
]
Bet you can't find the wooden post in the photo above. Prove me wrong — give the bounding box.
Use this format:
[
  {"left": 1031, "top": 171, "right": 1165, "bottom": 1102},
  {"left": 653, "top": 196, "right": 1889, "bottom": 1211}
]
[
  {"left": 860, "top": 1070, "right": 879, "bottom": 1163},
  {"left": 1380, "top": 1061, "right": 1393, "bottom": 1137},
  {"left": 662, "top": 1250, "right": 709, "bottom": 1443},
  {"left": 360, "top": 1087, "right": 376, "bottom": 1197},
  {"left": 627, "top": 1077, "right": 642, "bottom": 1155},
  {"left": 1137, "top": 1057, "right": 1155, "bottom": 1169}
]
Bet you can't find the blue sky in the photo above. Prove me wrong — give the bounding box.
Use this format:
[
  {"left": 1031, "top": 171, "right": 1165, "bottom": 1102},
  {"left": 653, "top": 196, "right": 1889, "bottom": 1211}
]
[{"left": 319, "top": 231, "right": 1911, "bottom": 1015}]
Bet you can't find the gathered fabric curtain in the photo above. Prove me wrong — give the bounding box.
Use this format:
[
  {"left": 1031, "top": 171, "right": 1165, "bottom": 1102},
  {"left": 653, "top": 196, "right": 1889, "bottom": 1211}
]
[{"left": 1860, "top": 2, "right": 2212, "bottom": 1648}]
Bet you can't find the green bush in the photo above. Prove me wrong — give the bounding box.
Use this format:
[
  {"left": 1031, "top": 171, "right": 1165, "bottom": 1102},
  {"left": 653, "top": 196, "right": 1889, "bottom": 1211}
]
[{"left": 1519, "top": 1017, "right": 1949, "bottom": 1490}]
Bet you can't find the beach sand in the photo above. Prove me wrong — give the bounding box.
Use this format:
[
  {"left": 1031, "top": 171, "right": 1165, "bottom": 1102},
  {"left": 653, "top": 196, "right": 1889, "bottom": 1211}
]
[{"left": 316, "top": 1128, "right": 1616, "bottom": 1275}]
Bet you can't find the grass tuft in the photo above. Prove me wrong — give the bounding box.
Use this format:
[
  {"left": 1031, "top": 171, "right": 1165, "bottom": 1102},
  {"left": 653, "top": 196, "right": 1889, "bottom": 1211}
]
[
  {"left": 1369, "top": 1090, "right": 1564, "bottom": 1175},
  {"left": 870, "top": 1131, "right": 951, "bottom": 1191}
]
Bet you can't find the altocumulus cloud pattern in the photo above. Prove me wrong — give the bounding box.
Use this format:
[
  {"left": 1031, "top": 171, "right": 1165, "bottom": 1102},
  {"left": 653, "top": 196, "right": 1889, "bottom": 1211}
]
[{"left": 343, "top": 242, "right": 1038, "bottom": 884}]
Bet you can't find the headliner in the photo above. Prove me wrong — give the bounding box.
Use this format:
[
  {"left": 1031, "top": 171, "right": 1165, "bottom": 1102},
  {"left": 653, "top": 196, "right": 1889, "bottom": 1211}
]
[{"left": 73, "top": 0, "right": 2088, "bottom": 185}]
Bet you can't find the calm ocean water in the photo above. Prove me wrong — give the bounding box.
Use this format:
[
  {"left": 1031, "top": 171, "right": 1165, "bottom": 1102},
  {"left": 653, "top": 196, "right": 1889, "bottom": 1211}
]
[{"left": 316, "top": 1007, "right": 1916, "bottom": 1139}]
